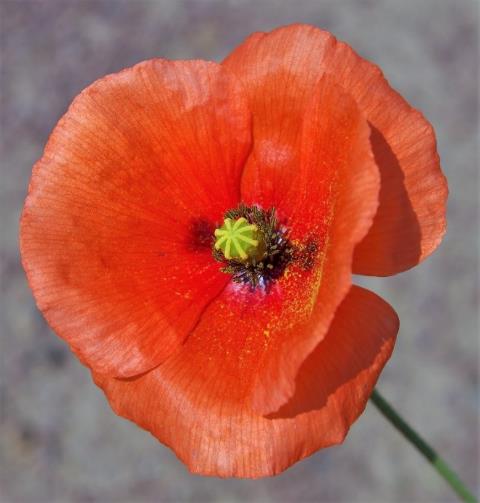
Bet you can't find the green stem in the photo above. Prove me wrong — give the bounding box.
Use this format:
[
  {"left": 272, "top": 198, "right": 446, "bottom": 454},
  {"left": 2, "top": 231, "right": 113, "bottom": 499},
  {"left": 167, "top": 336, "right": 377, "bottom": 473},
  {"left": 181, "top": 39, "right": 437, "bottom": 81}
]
[{"left": 370, "top": 389, "right": 477, "bottom": 503}]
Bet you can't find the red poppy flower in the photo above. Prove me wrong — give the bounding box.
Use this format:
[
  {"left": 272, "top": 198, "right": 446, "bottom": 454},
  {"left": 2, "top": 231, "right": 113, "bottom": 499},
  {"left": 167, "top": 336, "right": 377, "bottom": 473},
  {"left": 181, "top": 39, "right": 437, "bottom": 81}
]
[{"left": 20, "top": 24, "right": 447, "bottom": 477}]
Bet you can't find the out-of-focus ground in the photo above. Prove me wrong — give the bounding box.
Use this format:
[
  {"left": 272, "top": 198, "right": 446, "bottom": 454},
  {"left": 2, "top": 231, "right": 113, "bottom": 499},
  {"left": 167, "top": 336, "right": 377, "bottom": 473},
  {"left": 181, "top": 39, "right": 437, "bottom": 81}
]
[{"left": 0, "top": 0, "right": 478, "bottom": 502}]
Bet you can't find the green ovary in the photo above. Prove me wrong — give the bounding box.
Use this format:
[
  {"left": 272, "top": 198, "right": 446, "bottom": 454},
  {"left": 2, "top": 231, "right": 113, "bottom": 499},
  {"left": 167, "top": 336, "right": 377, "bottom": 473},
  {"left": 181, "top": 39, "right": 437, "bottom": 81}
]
[{"left": 214, "top": 217, "right": 261, "bottom": 261}]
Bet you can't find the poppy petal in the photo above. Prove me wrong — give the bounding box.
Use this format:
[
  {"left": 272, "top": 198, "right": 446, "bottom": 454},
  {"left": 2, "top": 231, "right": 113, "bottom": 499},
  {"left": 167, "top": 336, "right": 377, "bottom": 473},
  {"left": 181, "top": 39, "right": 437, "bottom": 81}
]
[
  {"left": 223, "top": 23, "right": 447, "bottom": 276},
  {"left": 247, "top": 75, "right": 380, "bottom": 415},
  {"left": 94, "top": 285, "right": 398, "bottom": 478},
  {"left": 20, "top": 59, "right": 251, "bottom": 377}
]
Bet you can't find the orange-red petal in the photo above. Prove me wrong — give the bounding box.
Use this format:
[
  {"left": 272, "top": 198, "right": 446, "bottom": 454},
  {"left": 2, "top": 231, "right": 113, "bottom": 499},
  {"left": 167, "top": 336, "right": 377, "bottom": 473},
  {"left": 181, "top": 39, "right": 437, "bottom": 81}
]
[
  {"left": 20, "top": 59, "right": 251, "bottom": 377},
  {"left": 246, "top": 76, "right": 380, "bottom": 414},
  {"left": 94, "top": 285, "right": 399, "bottom": 478},
  {"left": 223, "top": 23, "right": 447, "bottom": 276}
]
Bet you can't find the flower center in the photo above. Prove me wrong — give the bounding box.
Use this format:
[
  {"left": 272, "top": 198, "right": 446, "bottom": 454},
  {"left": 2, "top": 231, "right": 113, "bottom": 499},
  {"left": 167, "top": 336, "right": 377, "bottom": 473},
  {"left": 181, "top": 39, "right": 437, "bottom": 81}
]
[
  {"left": 212, "top": 204, "right": 293, "bottom": 289},
  {"left": 214, "top": 217, "right": 263, "bottom": 261}
]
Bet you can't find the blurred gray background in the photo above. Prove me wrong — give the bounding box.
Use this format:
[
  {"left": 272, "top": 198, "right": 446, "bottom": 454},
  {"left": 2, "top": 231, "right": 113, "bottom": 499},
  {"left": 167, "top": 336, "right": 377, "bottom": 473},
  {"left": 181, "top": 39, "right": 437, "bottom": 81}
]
[{"left": 0, "top": 0, "right": 478, "bottom": 502}]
